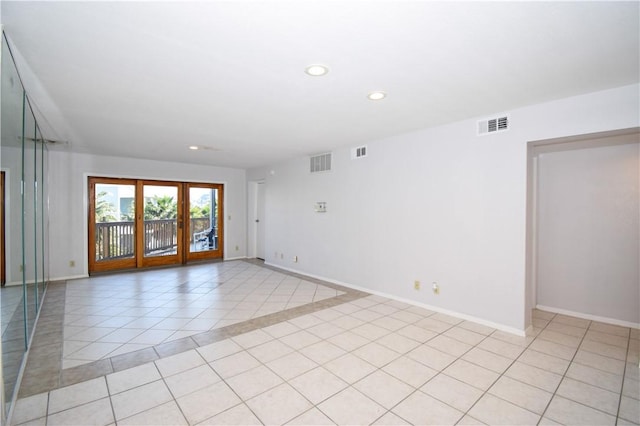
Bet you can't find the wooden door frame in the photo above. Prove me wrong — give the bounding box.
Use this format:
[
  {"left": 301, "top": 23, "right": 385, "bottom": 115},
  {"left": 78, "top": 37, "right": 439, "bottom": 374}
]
[
  {"left": 88, "top": 177, "right": 138, "bottom": 273},
  {"left": 184, "top": 182, "right": 224, "bottom": 262},
  {"left": 136, "top": 180, "right": 184, "bottom": 268},
  {"left": 89, "top": 177, "right": 224, "bottom": 274}
]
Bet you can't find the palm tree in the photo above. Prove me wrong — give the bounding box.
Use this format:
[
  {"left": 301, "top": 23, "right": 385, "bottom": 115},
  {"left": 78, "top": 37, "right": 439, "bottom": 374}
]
[{"left": 144, "top": 195, "right": 177, "bottom": 220}]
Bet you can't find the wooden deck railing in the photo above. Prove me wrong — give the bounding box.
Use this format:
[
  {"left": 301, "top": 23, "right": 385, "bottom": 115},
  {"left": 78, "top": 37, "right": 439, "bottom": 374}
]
[
  {"left": 95, "top": 221, "right": 135, "bottom": 260},
  {"left": 190, "top": 217, "right": 211, "bottom": 238},
  {"left": 144, "top": 219, "right": 177, "bottom": 254},
  {"left": 95, "top": 217, "right": 214, "bottom": 260}
]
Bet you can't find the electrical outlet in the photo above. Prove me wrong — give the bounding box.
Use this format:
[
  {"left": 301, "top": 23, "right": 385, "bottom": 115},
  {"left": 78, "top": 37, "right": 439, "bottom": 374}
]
[
  {"left": 432, "top": 282, "right": 440, "bottom": 295},
  {"left": 69, "top": 260, "right": 75, "bottom": 267},
  {"left": 235, "top": 245, "right": 239, "bottom": 251},
  {"left": 19, "top": 264, "right": 23, "bottom": 272},
  {"left": 414, "top": 280, "right": 420, "bottom": 290},
  {"left": 293, "top": 255, "right": 298, "bottom": 263}
]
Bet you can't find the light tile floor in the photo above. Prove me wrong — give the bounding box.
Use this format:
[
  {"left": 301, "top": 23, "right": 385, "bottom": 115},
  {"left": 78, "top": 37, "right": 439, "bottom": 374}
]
[
  {"left": 9, "top": 260, "right": 640, "bottom": 425},
  {"left": 62, "top": 261, "right": 343, "bottom": 369}
]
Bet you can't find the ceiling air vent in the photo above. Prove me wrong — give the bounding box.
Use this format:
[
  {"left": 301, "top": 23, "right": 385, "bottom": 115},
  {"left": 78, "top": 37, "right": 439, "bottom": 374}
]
[
  {"left": 478, "top": 115, "right": 510, "bottom": 135},
  {"left": 310, "top": 152, "right": 332, "bottom": 173},
  {"left": 351, "top": 145, "right": 368, "bottom": 159}
]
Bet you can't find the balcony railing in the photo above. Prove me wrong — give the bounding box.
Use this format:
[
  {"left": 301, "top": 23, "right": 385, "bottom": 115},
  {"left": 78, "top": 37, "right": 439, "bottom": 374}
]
[
  {"left": 95, "top": 221, "right": 134, "bottom": 260},
  {"left": 95, "top": 217, "right": 213, "bottom": 260},
  {"left": 190, "top": 217, "right": 211, "bottom": 237},
  {"left": 144, "top": 219, "right": 177, "bottom": 255}
]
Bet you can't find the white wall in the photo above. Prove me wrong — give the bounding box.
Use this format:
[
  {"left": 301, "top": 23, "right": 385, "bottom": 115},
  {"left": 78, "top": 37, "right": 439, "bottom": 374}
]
[
  {"left": 249, "top": 84, "right": 640, "bottom": 333},
  {"left": 536, "top": 141, "right": 639, "bottom": 325},
  {"left": 48, "top": 151, "right": 247, "bottom": 280}
]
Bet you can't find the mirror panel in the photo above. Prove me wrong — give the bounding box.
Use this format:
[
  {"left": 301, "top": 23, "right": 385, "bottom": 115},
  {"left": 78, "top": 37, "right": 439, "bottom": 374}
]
[{"left": 0, "top": 32, "right": 50, "bottom": 421}]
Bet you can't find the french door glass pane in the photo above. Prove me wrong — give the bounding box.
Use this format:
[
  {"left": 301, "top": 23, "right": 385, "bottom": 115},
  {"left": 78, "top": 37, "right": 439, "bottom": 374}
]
[
  {"left": 94, "top": 184, "right": 135, "bottom": 261},
  {"left": 144, "top": 185, "right": 178, "bottom": 257},
  {"left": 189, "top": 187, "right": 218, "bottom": 252}
]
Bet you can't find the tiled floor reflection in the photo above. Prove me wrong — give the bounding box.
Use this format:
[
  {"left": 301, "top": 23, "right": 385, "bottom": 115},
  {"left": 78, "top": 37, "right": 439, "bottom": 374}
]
[
  {"left": 10, "top": 260, "right": 640, "bottom": 425},
  {"left": 2, "top": 284, "right": 40, "bottom": 407}
]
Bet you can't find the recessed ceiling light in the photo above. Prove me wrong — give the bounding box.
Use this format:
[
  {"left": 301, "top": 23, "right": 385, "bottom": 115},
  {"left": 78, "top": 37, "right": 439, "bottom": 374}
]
[
  {"left": 189, "top": 145, "right": 222, "bottom": 152},
  {"left": 368, "top": 91, "right": 386, "bottom": 101},
  {"left": 305, "top": 64, "right": 329, "bottom": 76}
]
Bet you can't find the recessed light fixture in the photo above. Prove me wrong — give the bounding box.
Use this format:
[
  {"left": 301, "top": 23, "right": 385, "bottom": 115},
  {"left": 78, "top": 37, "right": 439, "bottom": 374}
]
[
  {"left": 305, "top": 64, "right": 329, "bottom": 77},
  {"left": 367, "top": 91, "right": 386, "bottom": 101},
  {"left": 189, "top": 145, "right": 222, "bottom": 152}
]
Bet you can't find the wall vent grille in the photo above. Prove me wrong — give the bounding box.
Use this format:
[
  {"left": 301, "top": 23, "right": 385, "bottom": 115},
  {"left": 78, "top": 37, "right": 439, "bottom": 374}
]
[
  {"left": 351, "top": 145, "right": 368, "bottom": 159},
  {"left": 310, "top": 153, "right": 332, "bottom": 173},
  {"left": 478, "top": 115, "right": 509, "bottom": 135}
]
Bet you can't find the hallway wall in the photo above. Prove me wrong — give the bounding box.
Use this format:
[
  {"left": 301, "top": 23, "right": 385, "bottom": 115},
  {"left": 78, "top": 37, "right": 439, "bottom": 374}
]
[{"left": 536, "top": 141, "right": 639, "bottom": 325}]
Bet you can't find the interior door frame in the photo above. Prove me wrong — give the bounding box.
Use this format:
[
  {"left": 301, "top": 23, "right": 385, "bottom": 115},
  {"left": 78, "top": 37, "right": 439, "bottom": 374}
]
[
  {"left": 247, "top": 180, "right": 265, "bottom": 260},
  {"left": 256, "top": 181, "right": 265, "bottom": 260}
]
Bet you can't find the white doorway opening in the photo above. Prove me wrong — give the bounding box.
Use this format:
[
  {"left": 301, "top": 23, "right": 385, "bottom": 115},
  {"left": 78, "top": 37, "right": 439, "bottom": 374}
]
[
  {"left": 526, "top": 127, "right": 639, "bottom": 329},
  {"left": 248, "top": 181, "right": 266, "bottom": 259}
]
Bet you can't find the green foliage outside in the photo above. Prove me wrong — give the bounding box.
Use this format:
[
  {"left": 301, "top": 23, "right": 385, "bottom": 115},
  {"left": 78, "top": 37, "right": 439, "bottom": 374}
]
[
  {"left": 96, "top": 193, "right": 216, "bottom": 222},
  {"left": 95, "top": 191, "right": 118, "bottom": 222},
  {"left": 189, "top": 204, "right": 210, "bottom": 218},
  {"left": 144, "top": 195, "right": 177, "bottom": 220}
]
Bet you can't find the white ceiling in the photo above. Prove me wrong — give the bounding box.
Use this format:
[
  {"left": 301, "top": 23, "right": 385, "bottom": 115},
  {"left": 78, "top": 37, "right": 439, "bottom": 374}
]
[{"left": 2, "top": 1, "right": 638, "bottom": 169}]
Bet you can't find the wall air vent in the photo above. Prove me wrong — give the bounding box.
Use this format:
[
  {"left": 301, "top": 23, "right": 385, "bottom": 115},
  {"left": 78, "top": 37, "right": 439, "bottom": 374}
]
[
  {"left": 310, "top": 152, "right": 332, "bottom": 173},
  {"left": 351, "top": 145, "right": 368, "bottom": 159},
  {"left": 478, "top": 115, "right": 510, "bottom": 135}
]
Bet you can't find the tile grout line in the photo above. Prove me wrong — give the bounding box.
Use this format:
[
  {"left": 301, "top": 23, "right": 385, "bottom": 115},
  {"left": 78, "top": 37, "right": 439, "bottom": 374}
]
[
  {"left": 536, "top": 316, "right": 622, "bottom": 424},
  {"left": 103, "top": 366, "right": 118, "bottom": 425},
  {"left": 451, "top": 323, "right": 541, "bottom": 424},
  {"left": 152, "top": 356, "right": 192, "bottom": 425},
  {"left": 614, "top": 326, "right": 632, "bottom": 423},
  {"left": 526, "top": 312, "right": 567, "bottom": 426}
]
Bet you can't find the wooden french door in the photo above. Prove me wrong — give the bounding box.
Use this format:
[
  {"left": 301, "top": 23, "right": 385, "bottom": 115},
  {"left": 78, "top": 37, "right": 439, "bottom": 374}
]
[
  {"left": 185, "top": 183, "right": 224, "bottom": 262},
  {"left": 138, "top": 180, "right": 183, "bottom": 268},
  {"left": 89, "top": 177, "right": 137, "bottom": 272},
  {"left": 89, "top": 177, "right": 223, "bottom": 274}
]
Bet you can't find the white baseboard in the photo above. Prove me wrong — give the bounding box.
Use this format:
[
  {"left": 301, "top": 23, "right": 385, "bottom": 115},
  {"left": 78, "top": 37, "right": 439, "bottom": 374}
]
[
  {"left": 524, "top": 324, "right": 535, "bottom": 337},
  {"left": 5, "top": 274, "right": 90, "bottom": 286},
  {"left": 224, "top": 256, "right": 248, "bottom": 261},
  {"left": 536, "top": 304, "right": 640, "bottom": 329},
  {"left": 50, "top": 274, "right": 90, "bottom": 282},
  {"left": 266, "top": 262, "right": 526, "bottom": 336}
]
